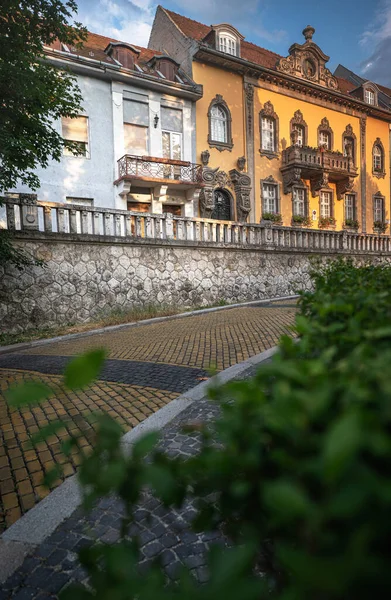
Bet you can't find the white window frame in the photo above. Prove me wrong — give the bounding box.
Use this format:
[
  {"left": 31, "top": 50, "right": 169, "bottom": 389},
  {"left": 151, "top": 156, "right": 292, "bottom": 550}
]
[
  {"left": 345, "top": 194, "right": 356, "bottom": 221},
  {"left": 261, "top": 117, "right": 275, "bottom": 152},
  {"left": 373, "top": 145, "right": 383, "bottom": 171},
  {"left": 219, "top": 32, "right": 237, "bottom": 56},
  {"left": 293, "top": 187, "right": 306, "bottom": 216},
  {"left": 124, "top": 123, "right": 149, "bottom": 156},
  {"left": 320, "top": 190, "right": 332, "bottom": 218},
  {"left": 319, "top": 130, "right": 330, "bottom": 149},
  {"left": 293, "top": 124, "right": 304, "bottom": 147},
  {"left": 365, "top": 89, "right": 375, "bottom": 105},
  {"left": 210, "top": 105, "right": 228, "bottom": 143},
  {"left": 62, "top": 115, "right": 90, "bottom": 158},
  {"left": 262, "top": 183, "right": 278, "bottom": 214},
  {"left": 374, "top": 195, "right": 384, "bottom": 222}
]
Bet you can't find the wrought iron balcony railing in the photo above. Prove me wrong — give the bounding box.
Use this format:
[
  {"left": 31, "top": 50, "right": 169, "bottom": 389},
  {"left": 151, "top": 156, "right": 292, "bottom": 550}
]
[{"left": 117, "top": 155, "right": 203, "bottom": 185}]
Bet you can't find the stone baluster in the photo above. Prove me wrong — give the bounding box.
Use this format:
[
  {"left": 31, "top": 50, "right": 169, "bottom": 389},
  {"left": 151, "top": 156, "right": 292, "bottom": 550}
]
[
  {"left": 20, "top": 196, "right": 39, "bottom": 231},
  {"left": 176, "top": 218, "right": 184, "bottom": 240},
  {"left": 93, "top": 213, "right": 101, "bottom": 236},
  {"left": 5, "top": 202, "right": 17, "bottom": 230},
  {"left": 43, "top": 206, "right": 52, "bottom": 233},
  {"left": 69, "top": 209, "right": 78, "bottom": 234},
  {"left": 186, "top": 220, "right": 193, "bottom": 241},
  {"left": 125, "top": 215, "right": 132, "bottom": 237},
  {"left": 195, "top": 221, "right": 201, "bottom": 242},
  {"left": 114, "top": 214, "right": 122, "bottom": 237},
  {"left": 135, "top": 215, "right": 142, "bottom": 237},
  {"left": 145, "top": 216, "right": 153, "bottom": 238},
  {"left": 57, "top": 208, "right": 67, "bottom": 234},
  {"left": 249, "top": 226, "right": 256, "bottom": 245},
  {"left": 104, "top": 213, "right": 111, "bottom": 236},
  {"left": 81, "top": 210, "right": 89, "bottom": 235},
  {"left": 165, "top": 214, "right": 174, "bottom": 240}
]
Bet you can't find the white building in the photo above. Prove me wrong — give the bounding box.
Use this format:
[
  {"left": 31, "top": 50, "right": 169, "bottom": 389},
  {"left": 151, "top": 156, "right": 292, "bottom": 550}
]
[{"left": 8, "top": 32, "right": 203, "bottom": 217}]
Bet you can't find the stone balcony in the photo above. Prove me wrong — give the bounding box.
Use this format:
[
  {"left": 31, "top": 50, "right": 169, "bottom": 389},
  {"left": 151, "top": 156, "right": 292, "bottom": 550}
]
[
  {"left": 114, "top": 155, "right": 204, "bottom": 197},
  {"left": 281, "top": 145, "right": 359, "bottom": 199}
]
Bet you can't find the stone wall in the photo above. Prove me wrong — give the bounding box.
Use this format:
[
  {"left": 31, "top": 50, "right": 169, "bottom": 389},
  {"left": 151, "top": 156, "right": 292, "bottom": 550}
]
[
  {"left": 0, "top": 234, "right": 314, "bottom": 334},
  {"left": 1, "top": 233, "right": 388, "bottom": 335}
]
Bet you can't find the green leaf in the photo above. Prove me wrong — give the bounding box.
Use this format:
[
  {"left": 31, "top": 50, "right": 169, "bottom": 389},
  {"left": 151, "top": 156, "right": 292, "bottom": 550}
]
[
  {"left": 6, "top": 381, "right": 53, "bottom": 407},
  {"left": 29, "top": 420, "right": 68, "bottom": 446},
  {"left": 132, "top": 431, "right": 160, "bottom": 460},
  {"left": 263, "top": 481, "right": 312, "bottom": 521},
  {"left": 323, "top": 412, "right": 361, "bottom": 479},
  {"left": 64, "top": 349, "right": 106, "bottom": 390}
]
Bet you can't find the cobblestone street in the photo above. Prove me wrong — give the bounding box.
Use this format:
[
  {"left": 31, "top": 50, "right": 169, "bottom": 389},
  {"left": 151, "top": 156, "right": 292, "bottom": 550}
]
[{"left": 0, "top": 300, "right": 297, "bottom": 534}]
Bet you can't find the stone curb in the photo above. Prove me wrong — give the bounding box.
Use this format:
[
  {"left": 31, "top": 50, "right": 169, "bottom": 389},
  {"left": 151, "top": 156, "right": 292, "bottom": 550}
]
[
  {"left": 0, "top": 344, "right": 279, "bottom": 582},
  {"left": 0, "top": 295, "right": 298, "bottom": 356}
]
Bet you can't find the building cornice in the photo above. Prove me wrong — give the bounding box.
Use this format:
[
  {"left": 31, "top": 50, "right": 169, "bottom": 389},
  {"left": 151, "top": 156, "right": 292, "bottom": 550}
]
[
  {"left": 44, "top": 48, "right": 203, "bottom": 101},
  {"left": 194, "top": 45, "right": 391, "bottom": 122}
]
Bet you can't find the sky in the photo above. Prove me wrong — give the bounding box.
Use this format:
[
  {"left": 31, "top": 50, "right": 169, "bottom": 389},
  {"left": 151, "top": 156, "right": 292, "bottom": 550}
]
[{"left": 73, "top": 0, "right": 391, "bottom": 86}]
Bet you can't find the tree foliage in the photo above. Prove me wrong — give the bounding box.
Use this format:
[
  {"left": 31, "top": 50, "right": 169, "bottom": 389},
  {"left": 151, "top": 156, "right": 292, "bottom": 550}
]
[
  {"left": 8, "top": 258, "right": 391, "bottom": 598},
  {"left": 0, "top": 0, "right": 87, "bottom": 192}
]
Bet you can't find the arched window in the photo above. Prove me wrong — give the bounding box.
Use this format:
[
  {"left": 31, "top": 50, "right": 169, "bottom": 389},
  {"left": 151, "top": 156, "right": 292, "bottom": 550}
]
[
  {"left": 373, "top": 139, "right": 385, "bottom": 177},
  {"left": 290, "top": 110, "right": 308, "bottom": 147},
  {"left": 211, "top": 105, "right": 227, "bottom": 143},
  {"left": 207, "top": 95, "right": 233, "bottom": 151},
  {"left": 219, "top": 33, "right": 236, "bottom": 56},
  {"left": 317, "top": 117, "right": 333, "bottom": 151},
  {"left": 259, "top": 101, "right": 279, "bottom": 158}
]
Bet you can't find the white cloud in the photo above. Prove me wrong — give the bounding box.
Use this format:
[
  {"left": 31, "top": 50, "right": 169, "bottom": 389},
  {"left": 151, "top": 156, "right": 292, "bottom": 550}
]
[{"left": 360, "top": 0, "right": 391, "bottom": 85}]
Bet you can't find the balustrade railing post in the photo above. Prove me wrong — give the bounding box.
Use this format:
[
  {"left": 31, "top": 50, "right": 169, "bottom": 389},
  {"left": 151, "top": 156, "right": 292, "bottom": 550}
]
[
  {"left": 5, "top": 202, "right": 17, "bottom": 231},
  {"left": 70, "top": 209, "right": 78, "bottom": 234},
  {"left": 20, "top": 194, "right": 39, "bottom": 231},
  {"left": 104, "top": 213, "right": 111, "bottom": 236},
  {"left": 135, "top": 215, "right": 142, "bottom": 237},
  {"left": 93, "top": 213, "right": 100, "bottom": 236},
  {"left": 81, "top": 211, "right": 89, "bottom": 235},
  {"left": 43, "top": 206, "right": 52, "bottom": 233},
  {"left": 165, "top": 214, "right": 174, "bottom": 240},
  {"left": 186, "top": 220, "right": 193, "bottom": 241},
  {"left": 125, "top": 215, "right": 132, "bottom": 237},
  {"left": 114, "top": 214, "right": 122, "bottom": 237},
  {"left": 57, "top": 208, "right": 66, "bottom": 234}
]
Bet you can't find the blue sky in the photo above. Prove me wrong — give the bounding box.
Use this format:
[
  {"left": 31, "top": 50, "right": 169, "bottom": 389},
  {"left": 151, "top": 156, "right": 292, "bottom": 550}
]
[{"left": 74, "top": 0, "right": 391, "bottom": 86}]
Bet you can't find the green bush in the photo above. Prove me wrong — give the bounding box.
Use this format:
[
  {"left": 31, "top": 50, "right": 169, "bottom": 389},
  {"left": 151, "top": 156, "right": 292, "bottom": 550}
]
[
  {"left": 7, "top": 258, "right": 391, "bottom": 598},
  {"left": 262, "top": 212, "right": 283, "bottom": 224}
]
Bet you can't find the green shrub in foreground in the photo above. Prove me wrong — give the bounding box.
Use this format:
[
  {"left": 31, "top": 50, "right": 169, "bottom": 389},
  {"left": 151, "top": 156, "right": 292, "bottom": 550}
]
[{"left": 6, "top": 258, "right": 391, "bottom": 598}]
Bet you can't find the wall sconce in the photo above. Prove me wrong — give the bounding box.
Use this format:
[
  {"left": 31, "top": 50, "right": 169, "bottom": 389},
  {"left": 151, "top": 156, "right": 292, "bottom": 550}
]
[{"left": 154, "top": 114, "right": 159, "bottom": 128}]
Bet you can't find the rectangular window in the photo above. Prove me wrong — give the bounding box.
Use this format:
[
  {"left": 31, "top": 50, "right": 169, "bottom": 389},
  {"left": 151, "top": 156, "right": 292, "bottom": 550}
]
[
  {"left": 62, "top": 116, "right": 89, "bottom": 157},
  {"left": 124, "top": 124, "right": 148, "bottom": 155},
  {"left": 162, "top": 131, "right": 182, "bottom": 179},
  {"left": 262, "top": 117, "right": 275, "bottom": 152},
  {"left": 161, "top": 106, "right": 183, "bottom": 133},
  {"left": 293, "top": 187, "right": 306, "bottom": 216},
  {"left": 365, "top": 89, "right": 375, "bottom": 105},
  {"left": 219, "top": 35, "right": 236, "bottom": 56},
  {"left": 293, "top": 125, "right": 304, "bottom": 147},
  {"left": 319, "top": 131, "right": 330, "bottom": 149},
  {"left": 345, "top": 194, "right": 356, "bottom": 221},
  {"left": 263, "top": 183, "right": 278, "bottom": 214},
  {"left": 374, "top": 196, "right": 384, "bottom": 222},
  {"left": 320, "top": 191, "right": 332, "bottom": 218},
  {"left": 123, "top": 99, "right": 149, "bottom": 126}
]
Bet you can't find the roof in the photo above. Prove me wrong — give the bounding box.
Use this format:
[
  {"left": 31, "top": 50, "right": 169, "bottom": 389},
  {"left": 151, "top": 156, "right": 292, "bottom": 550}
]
[
  {"left": 164, "top": 8, "right": 281, "bottom": 70},
  {"left": 163, "top": 8, "right": 391, "bottom": 107},
  {"left": 334, "top": 63, "right": 391, "bottom": 108}
]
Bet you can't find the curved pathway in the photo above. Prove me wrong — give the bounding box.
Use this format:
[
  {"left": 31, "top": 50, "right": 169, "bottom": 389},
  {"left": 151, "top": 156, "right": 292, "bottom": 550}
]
[{"left": 0, "top": 299, "right": 297, "bottom": 533}]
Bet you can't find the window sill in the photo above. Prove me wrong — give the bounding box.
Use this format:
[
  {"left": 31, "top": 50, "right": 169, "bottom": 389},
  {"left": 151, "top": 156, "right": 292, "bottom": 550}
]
[
  {"left": 208, "top": 137, "right": 233, "bottom": 152},
  {"left": 259, "top": 150, "right": 279, "bottom": 160},
  {"left": 373, "top": 170, "right": 386, "bottom": 179}
]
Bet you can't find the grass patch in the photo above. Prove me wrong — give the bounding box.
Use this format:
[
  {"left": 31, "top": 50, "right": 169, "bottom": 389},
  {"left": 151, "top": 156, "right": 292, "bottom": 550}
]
[{"left": 0, "top": 300, "right": 232, "bottom": 347}]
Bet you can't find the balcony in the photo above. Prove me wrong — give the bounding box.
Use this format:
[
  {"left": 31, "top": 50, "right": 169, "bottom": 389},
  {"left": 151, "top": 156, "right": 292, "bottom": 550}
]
[
  {"left": 281, "top": 146, "right": 358, "bottom": 199},
  {"left": 115, "top": 155, "right": 204, "bottom": 195}
]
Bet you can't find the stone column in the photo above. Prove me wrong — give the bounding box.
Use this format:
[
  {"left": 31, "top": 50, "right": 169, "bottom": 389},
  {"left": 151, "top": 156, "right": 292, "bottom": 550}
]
[
  {"left": 152, "top": 185, "right": 167, "bottom": 214},
  {"left": 360, "top": 117, "right": 367, "bottom": 233},
  {"left": 244, "top": 82, "right": 255, "bottom": 222}
]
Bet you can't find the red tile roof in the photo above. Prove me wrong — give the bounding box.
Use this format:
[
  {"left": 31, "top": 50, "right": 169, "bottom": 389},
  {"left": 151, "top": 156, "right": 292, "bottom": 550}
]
[{"left": 164, "top": 8, "right": 281, "bottom": 69}]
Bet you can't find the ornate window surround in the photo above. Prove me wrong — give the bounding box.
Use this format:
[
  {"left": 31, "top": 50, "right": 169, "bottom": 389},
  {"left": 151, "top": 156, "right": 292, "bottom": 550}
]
[
  {"left": 342, "top": 124, "right": 357, "bottom": 165},
  {"left": 319, "top": 188, "right": 334, "bottom": 218},
  {"left": 259, "top": 101, "right": 279, "bottom": 160},
  {"left": 317, "top": 117, "right": 334, "bottom": 150},
  {"left": 290, "top": 110, "right": 308, "bottom": 146},
  {"left": 292, "top": 182, "right": 309, "bottom": 217},
  {"left": 372, "top": 138, "right": 386, "bottom": 178},
  {"left": 373, "top": 191, "right": 385, "bottom": 223},
  {"left": 207, "top": 94, "right": 234, "bottom": 152},
  {"left": 362, "top": 82, "right": 379, "bottom": 107},
  {"left": 260, "top": 175, "right": 281, "bottom": 214}
]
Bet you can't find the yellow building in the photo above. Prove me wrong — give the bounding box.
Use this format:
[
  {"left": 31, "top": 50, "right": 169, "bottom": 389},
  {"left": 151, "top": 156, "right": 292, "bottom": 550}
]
[{"left": 149, "top": 8, "right": 391, "bottom": 233}]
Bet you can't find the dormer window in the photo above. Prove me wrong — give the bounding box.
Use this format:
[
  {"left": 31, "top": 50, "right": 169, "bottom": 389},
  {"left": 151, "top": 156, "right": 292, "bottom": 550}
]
[
  {"left": 365, "top": 88, "right": 375, "bottom": 105},
  {"left": 105, "top": 43, "right": 140, "bottom": 70},
  {"left": 148, "top": 55, "right": 180, "bottom": 81},
  {"left": 219, "top": 32, "right": 236, "bottom": 56}
]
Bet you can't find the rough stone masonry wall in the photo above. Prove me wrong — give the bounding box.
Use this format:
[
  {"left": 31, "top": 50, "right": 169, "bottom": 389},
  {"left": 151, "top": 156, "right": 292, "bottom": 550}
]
[{"left": 0, "top": 234, "right": 380, "bottom": 335}]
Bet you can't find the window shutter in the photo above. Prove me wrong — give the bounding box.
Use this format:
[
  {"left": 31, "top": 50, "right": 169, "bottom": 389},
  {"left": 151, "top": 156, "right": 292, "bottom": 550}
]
[
  {"left": 123, "top": 100, "right": 149, "bottom": 126},
  {"left": 62, "top": 116, "right": 88, "bottom": 142},
  {"left": 161, "top": 107, "right": 183, "bottom": 132}
]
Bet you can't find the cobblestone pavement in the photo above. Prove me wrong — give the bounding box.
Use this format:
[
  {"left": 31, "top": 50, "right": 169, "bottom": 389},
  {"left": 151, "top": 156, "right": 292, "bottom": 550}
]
[
  {"left": 0, "top": 392, "right": 237, "bottom": 599},
  {"left": 0, "top": 300, "right": 297, "bottom": 533}
]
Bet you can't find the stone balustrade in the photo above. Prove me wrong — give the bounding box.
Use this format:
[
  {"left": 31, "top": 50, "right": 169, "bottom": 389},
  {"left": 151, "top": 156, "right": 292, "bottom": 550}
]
[{"left": 2, "top": 195, "right": 391, "bottom": 254}]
